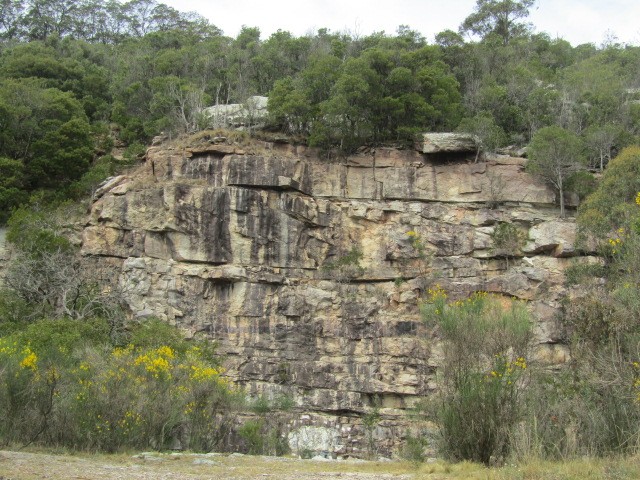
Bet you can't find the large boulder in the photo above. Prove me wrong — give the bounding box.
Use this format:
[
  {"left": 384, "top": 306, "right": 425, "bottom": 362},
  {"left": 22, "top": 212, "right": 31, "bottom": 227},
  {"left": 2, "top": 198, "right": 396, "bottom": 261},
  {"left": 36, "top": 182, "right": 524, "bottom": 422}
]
[
  {"left": 523, "top": 220, "right": 577, "bottom": 257},
  {"left": 202, "top": 96, "right": 269, "bottom": 129},
  {"left": 416, "top": 132, "right": 477, "bottom": 154}
]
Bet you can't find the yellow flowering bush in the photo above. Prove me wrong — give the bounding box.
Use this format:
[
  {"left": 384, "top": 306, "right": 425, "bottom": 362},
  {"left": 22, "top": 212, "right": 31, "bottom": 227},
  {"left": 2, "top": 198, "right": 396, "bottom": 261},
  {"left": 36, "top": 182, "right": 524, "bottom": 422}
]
[
  {"left": 0, "top": 317, "right": 239, "bottom": 452},
  {"left": 19, "top": 347, "right": 38, "bottom": 371},
  {"left": 422, "top": 287, "right": 531, "bottom": 465},
  {"left": 421, "top": 284, "right": 448, "bottom": 317},
  {"left": 603, "top": 227, "right": 626, "bottom": 256},
  {"left": 133, "top": 345, "right": 175, "bottom": 379}
]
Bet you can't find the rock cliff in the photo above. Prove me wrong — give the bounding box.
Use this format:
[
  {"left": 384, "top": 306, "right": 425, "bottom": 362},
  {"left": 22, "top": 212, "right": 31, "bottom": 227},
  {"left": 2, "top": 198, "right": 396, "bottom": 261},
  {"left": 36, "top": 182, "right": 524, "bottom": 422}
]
[{"left": 82, "top": 137, "right": 592, "bottom": 457}]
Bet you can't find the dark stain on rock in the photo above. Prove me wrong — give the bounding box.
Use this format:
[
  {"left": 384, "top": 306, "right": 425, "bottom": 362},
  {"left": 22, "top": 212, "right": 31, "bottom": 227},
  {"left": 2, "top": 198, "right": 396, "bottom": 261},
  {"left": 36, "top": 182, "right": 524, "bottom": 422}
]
[{"left": 202, "top": 188, "right": 232, "bottom": 263}]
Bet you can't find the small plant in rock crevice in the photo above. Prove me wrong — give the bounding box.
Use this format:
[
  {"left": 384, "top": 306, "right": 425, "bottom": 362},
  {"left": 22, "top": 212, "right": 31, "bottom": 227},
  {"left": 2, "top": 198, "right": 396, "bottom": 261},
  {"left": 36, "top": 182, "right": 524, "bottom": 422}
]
[{"left": 491, "top": 222, "right": 526, "bottom": 269}]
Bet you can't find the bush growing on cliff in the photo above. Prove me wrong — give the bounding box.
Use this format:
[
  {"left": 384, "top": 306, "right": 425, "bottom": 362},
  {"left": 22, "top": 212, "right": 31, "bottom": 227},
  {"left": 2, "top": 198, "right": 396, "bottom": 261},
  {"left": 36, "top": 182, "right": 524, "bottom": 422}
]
[
  {"left": 321, "top": 247, "right": 365, "bottom": 283},
  {"left": 422, "top": 288, "right": 531, "bottom": 465},
  {"left": 491, "top": 222, "right": 525, "bottom": 269}
]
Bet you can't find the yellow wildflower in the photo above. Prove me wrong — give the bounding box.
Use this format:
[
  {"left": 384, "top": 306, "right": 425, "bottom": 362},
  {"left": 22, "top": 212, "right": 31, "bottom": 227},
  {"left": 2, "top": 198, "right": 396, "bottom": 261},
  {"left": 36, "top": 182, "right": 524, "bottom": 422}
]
[
  {"left": 20, "top": 349, "right": 38, "bottom": 371},
  {"left": 189, "top": 365, "right": 219, "bottom": 381}
]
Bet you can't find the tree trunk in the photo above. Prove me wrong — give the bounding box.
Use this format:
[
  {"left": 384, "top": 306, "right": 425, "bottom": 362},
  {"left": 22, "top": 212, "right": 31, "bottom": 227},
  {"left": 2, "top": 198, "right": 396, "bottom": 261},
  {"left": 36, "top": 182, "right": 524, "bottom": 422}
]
[{"left": 558, "top": 174, "right": 565, "bottom": 218}]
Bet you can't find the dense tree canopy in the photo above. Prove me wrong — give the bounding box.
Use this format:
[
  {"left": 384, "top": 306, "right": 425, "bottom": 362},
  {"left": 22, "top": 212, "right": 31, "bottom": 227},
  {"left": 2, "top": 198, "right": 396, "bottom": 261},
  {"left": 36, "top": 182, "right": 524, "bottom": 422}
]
[
  {"left": 269, "top": 45, "right": 463, "bottom": 149},
  {"left": 0, "top": 0, "right": 639, "bottom": 221}
]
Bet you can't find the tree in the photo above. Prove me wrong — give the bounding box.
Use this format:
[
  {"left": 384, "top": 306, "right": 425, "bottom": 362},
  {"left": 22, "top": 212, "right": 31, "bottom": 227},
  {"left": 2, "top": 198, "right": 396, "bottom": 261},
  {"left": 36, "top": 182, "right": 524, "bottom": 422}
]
[
  {"left": 0, "top": 78, "right": 94, "bottom": 190},
  {"left": 578, "top": 146, "right": 640, "bottom": 237},
  {"left": 148, "top": 75, "right": 208, "bottom": 134},
  {"left": 28, "top": 116, "right": 93, "bottom": 188},
  {"left": 584, "top": 123, "right": 622, "bottom": 171},
  {"left": 252, "top": 30, "right": 311, "bottom": 94},
  {"left": 120, "top": 0, "right": 159, "bottom": 37},
  {"left": 527, "top": 125, "right": 586, "bottom": 217},
  {"left": 0, "top": 0, "right": 24, "bottom": 40},
  {"left": 21, "top": 0, "right": 79, "bottom": 40},
  {"left": 457, "top": 112, "right": 506, "bottom": 161},
  {"left": 268, "top": 77, "right": 312, "bottom": 135},
  {"left": 460, "top": 0, "right": 535, "bottom": 45},
  {"left": 558, "top": 52, "right": 628, "bottom": 134},
  {"left": 0, "top": 157, "right": 27, "bottom": 223},
  {"left": 0, "top": 40, "right": 112, "bottom": 120},
  {"left": 316, "top": 56, "right": 375, "bottom": 151}
]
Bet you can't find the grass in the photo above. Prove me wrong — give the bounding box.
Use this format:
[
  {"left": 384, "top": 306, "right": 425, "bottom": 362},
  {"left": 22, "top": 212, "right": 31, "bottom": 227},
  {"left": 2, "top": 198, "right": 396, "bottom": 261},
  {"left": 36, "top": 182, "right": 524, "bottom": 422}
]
[{"left": 486, "top": 457, "right": 640, "bottom": 480}]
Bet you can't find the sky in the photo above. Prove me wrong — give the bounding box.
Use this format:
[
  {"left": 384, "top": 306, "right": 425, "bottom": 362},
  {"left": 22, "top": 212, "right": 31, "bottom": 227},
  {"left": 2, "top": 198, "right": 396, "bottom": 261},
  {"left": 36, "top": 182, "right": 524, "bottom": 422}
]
[{"left": 161, "top": 0, "right": 640, "bottom": 46}]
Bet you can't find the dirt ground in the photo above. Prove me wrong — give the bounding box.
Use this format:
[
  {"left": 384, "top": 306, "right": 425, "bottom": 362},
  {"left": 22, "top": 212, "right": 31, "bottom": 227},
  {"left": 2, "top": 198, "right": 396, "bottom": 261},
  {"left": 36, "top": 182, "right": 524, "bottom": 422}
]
[{"left": 0, "top": 450, "right": 416, "bottom": 480}]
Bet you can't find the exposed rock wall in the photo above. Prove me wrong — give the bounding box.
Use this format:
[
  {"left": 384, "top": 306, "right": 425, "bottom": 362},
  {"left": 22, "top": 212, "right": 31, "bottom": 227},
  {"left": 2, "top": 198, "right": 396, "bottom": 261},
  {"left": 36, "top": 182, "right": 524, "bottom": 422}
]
[
  {"left": 0, "top": 228, "right": 7, "bottom": 284},
  {"left": 82, "top": 141, "right": 591, "bottom": 457}
]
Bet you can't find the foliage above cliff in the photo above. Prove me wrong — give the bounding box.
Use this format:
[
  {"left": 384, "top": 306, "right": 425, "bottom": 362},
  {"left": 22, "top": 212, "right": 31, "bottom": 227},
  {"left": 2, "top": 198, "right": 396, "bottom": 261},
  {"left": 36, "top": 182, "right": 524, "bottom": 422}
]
[
  {"left": 0, "top": 0, "right": 639, "bottom": 220},
  {"left": 268, "top": 45, "right": 463, "bottom": 149}
]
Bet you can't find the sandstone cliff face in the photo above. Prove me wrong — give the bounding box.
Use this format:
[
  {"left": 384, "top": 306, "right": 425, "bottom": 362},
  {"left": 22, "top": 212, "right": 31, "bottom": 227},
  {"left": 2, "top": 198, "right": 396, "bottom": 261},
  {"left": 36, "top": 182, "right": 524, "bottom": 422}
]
[
  {"left": 0, "top": 228, "right": 7, "bottom": 282},
  {"left": 82, "top": 140, "right": 591, "bottom": 457}
]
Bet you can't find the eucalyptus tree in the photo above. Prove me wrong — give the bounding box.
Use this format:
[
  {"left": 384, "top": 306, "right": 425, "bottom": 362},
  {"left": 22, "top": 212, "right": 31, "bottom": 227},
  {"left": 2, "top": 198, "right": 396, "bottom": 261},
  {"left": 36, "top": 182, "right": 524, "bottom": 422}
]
[
  {"left": 460, "top": 0, "right": 536, "bottom": 45},
  {"left": 527, "top": 125, "right": 586, "bottom": 217}
]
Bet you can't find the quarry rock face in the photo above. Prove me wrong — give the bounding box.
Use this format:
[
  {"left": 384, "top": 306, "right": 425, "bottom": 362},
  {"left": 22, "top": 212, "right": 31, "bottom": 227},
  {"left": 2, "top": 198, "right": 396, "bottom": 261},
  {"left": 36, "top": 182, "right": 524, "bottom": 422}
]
[{"left": 82, "top": 140, "right": 590, "bottom": 458}]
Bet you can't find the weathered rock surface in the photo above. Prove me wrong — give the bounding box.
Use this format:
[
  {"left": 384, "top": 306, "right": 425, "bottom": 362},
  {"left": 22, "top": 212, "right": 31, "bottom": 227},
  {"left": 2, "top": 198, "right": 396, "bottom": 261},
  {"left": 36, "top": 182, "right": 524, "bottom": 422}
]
[
  {"left": 524, "top": 219, "right": 578, "bottom": 257},
  {"left": 0, "top": 227, "right": 7, "bottom": 283},
  {"left": 202, "top": 96, "right": 269, "bottom": 129},
  {"left": 416, "top": 132, "right": 477, "bottom": 154},
  {"left": 81, "top": 139, "right": 591, "bottom": 458}
]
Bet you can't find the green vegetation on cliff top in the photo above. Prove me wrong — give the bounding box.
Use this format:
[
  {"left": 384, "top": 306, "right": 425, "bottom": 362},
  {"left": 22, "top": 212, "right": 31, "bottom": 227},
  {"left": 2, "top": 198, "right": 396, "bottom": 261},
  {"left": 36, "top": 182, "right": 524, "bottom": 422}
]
[{"left": 0, "top": 0, "right": 639, "bottom": 220}]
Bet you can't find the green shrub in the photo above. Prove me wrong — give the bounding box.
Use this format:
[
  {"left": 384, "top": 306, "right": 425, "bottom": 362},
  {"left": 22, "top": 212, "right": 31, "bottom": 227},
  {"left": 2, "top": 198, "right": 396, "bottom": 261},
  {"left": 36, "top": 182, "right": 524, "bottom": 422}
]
[
  {"left": 238, "top": 420, "right": 265, "bottom": 455},
  {"left": 578, "top": 146, "right": 640, "bottom": 238},
  {"left": 422, "top": 289, "right": 531, "bottom": 465},
  {"left": 517, "top": 357, "right": 640, "bottom": 459},
  {"left": 0, "top": 318, "right": 238, "bottom": 452},
  {"left": 400, "top": 434, "right": 429, "bottom": 463},
  {"left": 6, "top": 206, "right": 72, "bottom": 256},
  {"left": 322, "top": 247, "right": 365, "bottom": 283},
  {"left": 564, "top": 263, "right": 606, "bottom": 286},
  {"left": 237, "top": 394, "right": 293, "bottom": 456},
  {"left": 363, "top": 399, "right": 381, "bottom": 459},
  {"left": 565, "top": 170, "right": 597, "bottom": 201},
  {"left": 66, "top": 154, "right": 132, "bottom": 200},
  {"left": 491, "top": 222, "right": 526, "bottom": 268}
]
